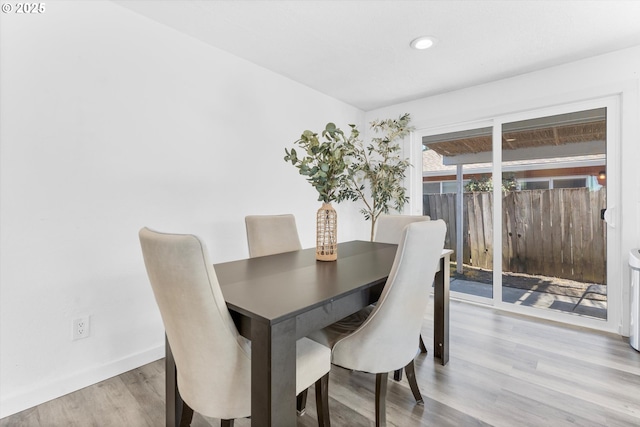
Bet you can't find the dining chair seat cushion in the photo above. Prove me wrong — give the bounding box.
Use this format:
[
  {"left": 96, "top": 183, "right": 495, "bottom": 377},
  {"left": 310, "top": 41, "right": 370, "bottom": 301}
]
[{"left": 307, "top": 306, "right": 374, "bottom": 349}]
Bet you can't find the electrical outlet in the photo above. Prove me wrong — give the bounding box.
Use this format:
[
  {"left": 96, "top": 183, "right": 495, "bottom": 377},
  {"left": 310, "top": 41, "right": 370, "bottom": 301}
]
[{"left": 72, "top": 316, "right": 90, "bottom": 341}]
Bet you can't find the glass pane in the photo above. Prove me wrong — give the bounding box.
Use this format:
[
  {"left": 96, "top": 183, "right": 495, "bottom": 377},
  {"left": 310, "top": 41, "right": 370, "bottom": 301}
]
[
  {"left": 501, "top": 108, "right": 607, "bottom": 320},
  {"left": 521, "top": 180, "right": 550, "bottom": 190},
  {"left": 423, "top": 127, "right": 493, "bottom": 300},
  {"left": 423, "top": 182, "right": 441, "bottom": 194},
  {"left": 441, "top": 181, "right": 459, "bottom": 194},
  {"left": 553, "top": 178, "right": 587, "bottom": 188}
]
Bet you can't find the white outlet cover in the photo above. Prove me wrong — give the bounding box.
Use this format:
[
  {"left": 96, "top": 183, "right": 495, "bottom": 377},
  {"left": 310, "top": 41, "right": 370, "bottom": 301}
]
[{"left": 72, "top": 316, "right": 90, "bottom": 341}]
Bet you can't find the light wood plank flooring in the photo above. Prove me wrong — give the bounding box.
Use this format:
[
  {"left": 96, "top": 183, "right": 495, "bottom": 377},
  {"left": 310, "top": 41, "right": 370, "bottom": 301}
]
[{"left": 3, "top": 300, "right": 640, "bottom": 426}]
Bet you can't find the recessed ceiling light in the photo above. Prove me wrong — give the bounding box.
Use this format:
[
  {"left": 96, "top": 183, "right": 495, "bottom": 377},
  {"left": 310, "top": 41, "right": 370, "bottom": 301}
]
[{"left": 410, "top": 36, "right": 437, "bottom": 50}]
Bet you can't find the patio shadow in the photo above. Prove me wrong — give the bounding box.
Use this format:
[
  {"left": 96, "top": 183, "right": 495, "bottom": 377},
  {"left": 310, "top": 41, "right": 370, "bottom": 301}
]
[{"left": 449, "top": 265, "right": 607, "bottom": 320}]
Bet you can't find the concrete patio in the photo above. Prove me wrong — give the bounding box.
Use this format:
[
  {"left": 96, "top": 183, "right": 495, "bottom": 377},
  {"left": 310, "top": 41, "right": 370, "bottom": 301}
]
[{"left": 449, "top": 268, "right": 607, "bottom": 320}]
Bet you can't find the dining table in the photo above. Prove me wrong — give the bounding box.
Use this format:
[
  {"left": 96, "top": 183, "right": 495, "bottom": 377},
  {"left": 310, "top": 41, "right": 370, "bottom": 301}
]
[{"left": 164, "top": 240, "right": 452, "bottom": 427}]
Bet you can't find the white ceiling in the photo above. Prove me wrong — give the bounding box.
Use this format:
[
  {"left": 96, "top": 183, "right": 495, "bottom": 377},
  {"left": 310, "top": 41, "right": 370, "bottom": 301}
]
[{"left": 113, "top": 0, "right": 640, "bottom": 111}]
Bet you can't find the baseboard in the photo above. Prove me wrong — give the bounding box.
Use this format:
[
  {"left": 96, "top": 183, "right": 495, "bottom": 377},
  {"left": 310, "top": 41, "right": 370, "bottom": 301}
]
[{"left": 0, "top": 344, "right": 164, "bottom": 419}]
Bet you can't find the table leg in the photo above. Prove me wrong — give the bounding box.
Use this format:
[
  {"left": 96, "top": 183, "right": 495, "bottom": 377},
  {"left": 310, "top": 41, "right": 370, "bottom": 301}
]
[
  {"left": 250, "top": 318, "right": 297, "bottom": 427},
  {"left": 165, "top": 335, "right": 184, "bottom": 427},
  {"left": 433, "top": 254, "right": 450, "bottom": 365}
]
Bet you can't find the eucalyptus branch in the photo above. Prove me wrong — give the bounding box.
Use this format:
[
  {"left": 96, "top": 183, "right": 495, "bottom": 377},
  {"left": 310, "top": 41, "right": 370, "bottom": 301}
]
[{"left": 285, "top": 123, "right": 360, "bottom": 203}]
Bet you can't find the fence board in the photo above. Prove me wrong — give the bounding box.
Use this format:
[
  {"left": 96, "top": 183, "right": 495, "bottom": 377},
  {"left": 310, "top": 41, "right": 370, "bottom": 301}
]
[
  {"left": 572, "top": 189, "right": 586, "bottom": 281},
  {"left": 469, "top": 194, "right": 482, "bottom": 267},
  {"left": 550, "top": 189, "right": 564, "bottom": 278},
  {"left": 503, "top": 192, "right": 516, "bottom": 272},
  {"left": 462, "top": 194, "right": 471, "bottom": 264},
  {"left": 481, "top": 192, "right": 494, "bottom": 269},
  {"left": 540, "top": 190, "right": 554, "bottom": 277},
  {"left": 446, "top": 193, "right": 457, "bottom": 259},
  {"left": 562, "top": 189, "right": 573, "bottom": 278},
  {"left": 582, "top": 189, "right": 594, "bottom": 282},
  {"left": 440, "top": 194, "right": 451, "bottom": 249},
  {"left": 513, "top": 191, "right": 528, "bottom": 273},
  {"left": 591, "top": 190, "right": 606, "bottom": 284},
  {"left": 530, "top": 191, "right": 544, "bottom": 274}
]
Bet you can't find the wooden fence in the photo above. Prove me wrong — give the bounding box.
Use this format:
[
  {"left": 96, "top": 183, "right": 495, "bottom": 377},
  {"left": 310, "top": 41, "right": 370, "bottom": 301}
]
[{"left": 423, "top": 188, "right": 607, "bottom": 284}]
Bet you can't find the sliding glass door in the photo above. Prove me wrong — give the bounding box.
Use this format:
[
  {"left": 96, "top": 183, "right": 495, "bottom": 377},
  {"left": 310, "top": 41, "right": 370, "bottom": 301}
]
[{"left": 417, "top": 97, "right": 620, "bottom": 332}]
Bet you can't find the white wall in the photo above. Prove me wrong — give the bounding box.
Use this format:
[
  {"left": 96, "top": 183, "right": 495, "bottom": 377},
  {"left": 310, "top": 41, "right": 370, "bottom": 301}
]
[
  {"left": 0, "top": 1, "right": 366, "bottom": 417},
  {"left": 366, "top": 45, "right": 640, "bottom": 333}
]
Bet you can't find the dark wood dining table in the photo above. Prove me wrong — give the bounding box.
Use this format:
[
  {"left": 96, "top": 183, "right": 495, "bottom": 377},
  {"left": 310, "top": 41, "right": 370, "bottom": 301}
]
[{"left": 165, "top": 240, "right": 452, "bottom": 427}]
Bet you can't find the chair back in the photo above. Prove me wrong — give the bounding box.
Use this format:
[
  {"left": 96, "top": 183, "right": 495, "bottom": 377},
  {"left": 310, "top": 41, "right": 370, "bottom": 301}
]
[
  {"left": 139, "top": 227, "right": 251, "bottom": 419},
  {"left": 373, "top": 214, "right": 431, "bottom": 244},
  {"left": 332, "top": 220, "right": 446, "bottom": 373},
  {"left": 245, "top": 214, "right": 302, "bottom": 257}
]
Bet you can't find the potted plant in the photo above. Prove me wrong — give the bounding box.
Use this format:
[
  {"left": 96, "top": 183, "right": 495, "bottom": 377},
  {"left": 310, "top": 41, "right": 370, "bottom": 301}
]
[
  {"left": 341, "top": 113, "right": 414, "bottom": 241},
  {"left": 284, "top": 122, "right": 359, "bottom": 260}
]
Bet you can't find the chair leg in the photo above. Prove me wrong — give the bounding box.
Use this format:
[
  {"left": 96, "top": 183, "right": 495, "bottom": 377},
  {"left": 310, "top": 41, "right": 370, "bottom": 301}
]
[
  {"left": 375, "top": 373, "right": 388, "bottom": 427},
  {"left": 178, "top": 401, "right": 194, "bottom": 427},
  {"left": 297, "top": 388, "right": 308, "bottom": 415},
  {"left": 395, "top": 333, "right": 427, "bottom": 382},
  {"left": 404, "top": 359, "right": 424, "bottom": 405},
  {"left": 315, "top": 373, "right": 331, "bottom": 427},
  {"left": 419, "top": 333, "right": 428, "bottom": 354},
  {"left": 220, "top": 419, "right": 234, "bottom": 427}
]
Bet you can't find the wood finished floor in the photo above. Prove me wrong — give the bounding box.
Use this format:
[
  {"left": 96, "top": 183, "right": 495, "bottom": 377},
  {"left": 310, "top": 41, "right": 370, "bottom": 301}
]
[{"left": 3, "top": 300, "right": 640, "bottom": 427}]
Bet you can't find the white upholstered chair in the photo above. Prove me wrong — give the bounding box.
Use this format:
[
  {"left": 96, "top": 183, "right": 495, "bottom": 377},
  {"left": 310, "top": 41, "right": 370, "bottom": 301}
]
[
  {"left": 245, "top": 214, "right": 302, "bottom": 258},
  {"left": 309, "top": 220, "right": 446, "bottom": 427},
  {"left": 139, "top": 227, "right": 331, "bottom": 427},
  {"left": 374, "top": 214, "right": 433, "bottom": 363},
  {"left": 373, "top": 214, "right": 431, "bottom": 244}
]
